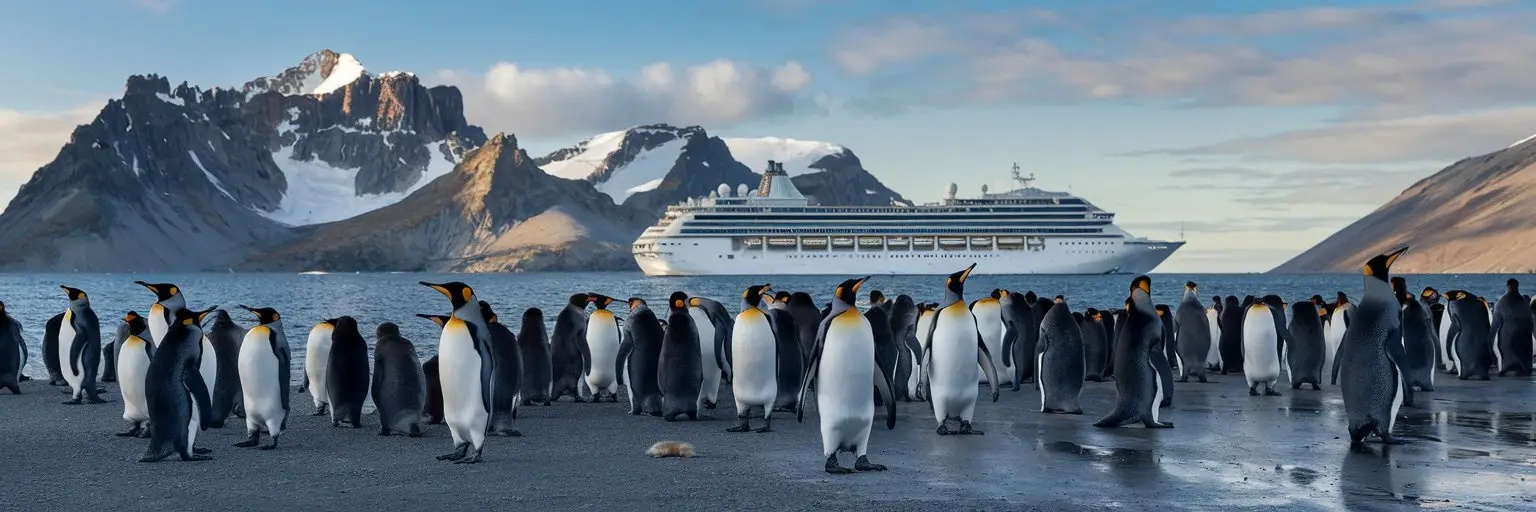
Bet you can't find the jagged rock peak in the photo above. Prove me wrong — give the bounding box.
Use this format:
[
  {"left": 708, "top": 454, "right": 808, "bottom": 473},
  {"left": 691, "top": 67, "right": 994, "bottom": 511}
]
[{"left": 243, "top": 49, "right": 369, "bottom": 96}]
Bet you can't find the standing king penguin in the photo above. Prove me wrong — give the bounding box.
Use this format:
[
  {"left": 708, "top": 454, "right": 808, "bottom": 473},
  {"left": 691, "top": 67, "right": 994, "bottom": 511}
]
[
  {"left": 549, "top": 293, "right": 591, "bottom": 402},
  {"left": 42, "top": 312, "right": 65, "bottom": 386},
  {"left": 326, "top": 317, "right": 371, "bottom": 429},
  {"left": 585, "top": 295, "right": 623, "bottom": 402},
  {"left": 689, "top": 296, "right": 734, "bottom": 408},
  {"left": 1218, "top": 296, "right": 1245, "bottom": 374},
  {"left": 372, "top": 322, "right": 426, "bottom": 437},
  {"left": 1491, "top": 279, "right": 1534, "bottom": 376},
  {"left": 1394, "top": 279, "right": 1439, "bottom": 393},
  {"left": 0, "top": 302, "right": 25, "bottom": 394},
  {"left": 888, "top": 294, "right": 920, "bottom": 401},
  {"left": 421, "top": 281, "right": 497, "bottom": 464},
  {"left": 302, "top": 318, "right": 335, "bottom": 415},
  {"left": 517, "top": 308, "right": 553, "bottom": 406},
  {"left": 923, "top": 264, "right": 1001, "bottom": 435},
  {"left": 205, "top": 310, "right": 247, "bottom": 428},
  {"left": 59, "top": 286, "right": 106, "bottom": 404},
  {"left": 1174, "top": 282, "right": 1212, "bottom": 383},
  {"left": 1242, "top": 300, "right": 1285, "bottom": 396},
  {"left": 415, "top": 315, "right": 450, "bottom": 423},
  {"left": 767, "top": 291, "right": 804, "bottom": 413},
  {"left": 621, "top": 298, "right": 665, "bottom": 416},
  {"left": 1444, "top": 290, "right": 1492, "bottom": 380},
  {"left": 134, "top": 282, "right": 216, "bottom": 400},
  {"left": 998, "top": 290, "right": 1037, "bottom": 390},
  {"left": 1286, "top": 301, "right": 1328, "bottom": 390},
  {"left": 971, "top": 291, "right": 1008, "bottom": 387},
  {"left": 139, "top": 307, "right": 216, "bottom": 462},
  {"left": 728, "top": 284, "right": 779, "bottom": 433},
  {"left": 797, "top": 276, "right": 895, "bottom": 474},
  {"left": 1037, "top": 297, "right": 1085, "bottom": 414},
  {"left": 1339, "top": 246, "right": 1410, "bottom": 445},
  {"left": 114, "top": 313, "right": 154, "bottom": 435},
  {"left": 480, "top": 302, "right": 523, "bottom": 437},
  {"left": 1094, "top": 276, "right": 1174, "bottom": 429},
  {"left": 233, "top": 306, "right": 290, "bottom": 450},
  {"left": 659, "top": 292, "right": 705, "bottom": 421}
]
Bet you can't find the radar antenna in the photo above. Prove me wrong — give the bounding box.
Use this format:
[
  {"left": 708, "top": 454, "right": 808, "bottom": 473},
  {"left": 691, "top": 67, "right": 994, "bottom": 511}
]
[{"left": 1011, "top": 162, "right": 1036, "bottom": 189}]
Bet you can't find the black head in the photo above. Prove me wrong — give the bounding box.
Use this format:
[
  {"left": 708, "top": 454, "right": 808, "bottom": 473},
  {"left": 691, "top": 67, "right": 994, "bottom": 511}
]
[
  {"left": 420, "top": 281, "right": 476, "bottom": 310},
  {"left": 1444, "top": 289, "right": 1469, "bottom": 301},
  {"left": 237, "top": 305, "right": 281, "bottom": 324},
  {"left": 0, "top": 301, "right": 5, "bottom": 314},
  {"left": 989, "top": 288, "right": 1002, "bottom": 299},
  {"left": 945, "top": 264, "right": 977, "bottom": 295},
  {"left": 569, "top": 293, "right": 592, "bottom": 308},
  {"left": 869, "top": 290, "right": 886, "bottom": 305},
  {"left": 333, "top": 316, "right": 359, "bottom": 333},
  {"left": 774, "top": 291, "right": 791, "bottom": 303},
  {"left": 1129, "top": 275, "right": 1152, "bottom": 297},
  {"left": 377, "top": 322, "right": 400, "bottom": 338},
  {"left": 668, "top": 292, "right": 690, "bottom": 311},
  {"left": 1363, "top": 246, "right": 1408, "bottom": 282},
  {"left": 834, "top": 277, "right": 870, "bottom": 306},
  {"left": 1023, "top": 291, "right": 1038, "bottom": 302},
  {"left": 1311, "top": 295, "right": 1325, "bottom": 306},
  {"left": 1336, "top": 292, "right": 1349, "bottom": 305},
  {"left": 415, "top": 314, "right": 450, "bottom": 328},
  {"left": 522, "top": 307, "right": 544, "bottom": 325},
  {"left": 590, "top": 294, "right": 616, "bottom": 309},
  {"left": 173, "top": 306, "right": 216, "bottom": 327},
  {"left": 123, "top": 311, "right": 148, "bottom": 334},
  {"left": 1390, "top": 276, "right": 1407, "bottom": 295},
  {"left": 479, "top": 301, "right": 499, "bottom": 323},
  {"left": 1184, "top": 281, "right": 1197, "bottom": 293},
  {"left": 627, "top": 297, "right": 647, "bottom": 312},
  {"left": 61, "top": 285, "right": 88, "bottom": 302},
  {"left": 1421, "top": 287, "right": 1440, "bottom": 301},
  {"left": 744, "top": 284, "right": 772, "bottom": 308},
  {"left": 1508, "top": 279, "right": 1520, "bottom": 291},
  {"left": 133, "top": 281, "right": 180, "bottom": 302},
  {"left": 1155, "top": 304, "right": 1171, "bottom": 317}
]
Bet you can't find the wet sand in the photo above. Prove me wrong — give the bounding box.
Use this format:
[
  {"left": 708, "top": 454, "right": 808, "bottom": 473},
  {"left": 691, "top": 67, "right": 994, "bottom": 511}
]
[{"left": 2, "top": 373, "right": 1532, "bottom": 511}]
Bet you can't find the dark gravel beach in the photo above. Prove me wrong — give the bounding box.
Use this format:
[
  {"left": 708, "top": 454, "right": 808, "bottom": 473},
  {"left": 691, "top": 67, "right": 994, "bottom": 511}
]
[{"left": 3, "top": 372, "right": 1533, "bottom": 511}]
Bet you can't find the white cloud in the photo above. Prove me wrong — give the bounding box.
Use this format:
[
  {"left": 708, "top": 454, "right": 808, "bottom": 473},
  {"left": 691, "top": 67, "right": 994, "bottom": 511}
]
[
  {"left": 435, "top": 59, "right": 813, "bottom": 138},
  {"left": 0, "top": 104, "right": 100, "bottom": 209},
  {"left": 1171, "top": 107, "right": 1536, "bottom": 164}
]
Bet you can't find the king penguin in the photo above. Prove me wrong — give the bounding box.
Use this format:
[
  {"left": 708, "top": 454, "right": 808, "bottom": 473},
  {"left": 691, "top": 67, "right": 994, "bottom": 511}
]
[
  {"left": 1205, "top": 297, "right": 1224, "bottom": 372},
  {"left": 138, "top": 307, "right": 216, "bottom": 462},
  {"left": 1081, "top": 309, "right": 1109, "bottom": 382},
  {"left": 768, "top": 291, "right": 804, "bottom": 413},
  {"left": 1000, "top": 290, "right": 1039, "bottom": 390},
  {"left": 622, "top": 298, "right": 665, "bottom": 416},
  {"left": 549, "top": 293, "right": 591, "bottom": 402},
  {"left": 1218, "top": 296, "right": 1244, "bottom": 374},
  {"left": 659, "top": 292, "right": 705, "bottom": 421},
  {"left": 416, "top": 315, "right": 449, "bottom": 424},
  {"left": 325, "top": 316, "right": 371, "bottom": 429},
  {"left": 971, "top": 290, "right": 1008, "bottom": 388},
  {"left": 205, "top": 310, "right": 247, "bottom": 428},
  {"left": 1094, "top": 276, "right": 1173, "bottom": 429},
  {"left": 788, "top": 292, "right": 822, "bottom": 367},
  {"left": 728, "top": 284, "right": 779, "bottom": 433},
  {"left": 1339, "top": 246, "right": 1410, "bottom": 445},
  {"left": 1286, "top": 301, "right": 1327, "bottom": 390},
  {"left": 0, "top": 302, "right": 24, "bottom": 394},
  {"left": 1242, "top": 300, "right": 1284, "bottom": 396},
  {"left": 585, "top": 294, "right": 623, "bottom": 403},
  {"left": 1491, "top": 279, "right": 1534, "bottom": 376},
  {"left": 1327, "top": 292, "right": 1353, "bottom": 384},
  {"left": 1394, "top": 278, "right": 1438, "bottom": 394},
  {"left": 232, "top": 306, "right": 290, "bottom": 450},
  {"left": 1444, "top": 290, "right": 1492, "bottom": 380},
  {"left": 797, "top": 276, "right": 895, "bottom": 474},
  {"left": 134, "top": 282, "right": 215, "bottom": 400},
  {"left": 887, "top": 294, "right": 920, "bottom": 401},
  {"left": 58, "top": 286, "right": 106, "bottom": 404},
  {"left": 102, "top": 315, "right": 125, "bottom": 383},
  {"left": 42, "top": 312, "right": 65, "bottom": 386},
  {"left": 1420, "top": 287, "right": 1446, "bottom": 371},
  {"left": 688, "top": 296, "right": 732, "bottom": 409},
  {"left": 1174, "top": 282, "right": 1212, "bottom": 383},
  {"left": 866, "top": 298, "right": 897, "bottom": 408},
  {"left": 923, "top": 264, "right": 1001, "bottom": 436},
  {"left": 420, "top": 281, "right": 497, "bottom": 463},
  {"left": 302, "top": 318, "right": 335, "bottom": 415},
  {"left": 1036, "top": 297, "right": 1085, "bottom": 414},
  {"left": 480, "top": 302, "right": 523, "bottom": 437},
  {"left": 517, "top": 308, "right": 553, "bottom": 406},
  {"left": 114, "top": 313, "right": 155, "bottom": 436},
  {"left": 371, "top": 322, "right": 425, "bottom": 437},
  {"left": 1151, "top": 304, "right": 1176, "bottom": 406},
  {"left": 912, "top": 303, "right": 936, "bottom": 400}
]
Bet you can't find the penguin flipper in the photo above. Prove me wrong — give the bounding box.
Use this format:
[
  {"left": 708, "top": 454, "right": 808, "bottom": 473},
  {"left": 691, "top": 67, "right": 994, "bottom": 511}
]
[
  {"left": 872, "top": 363, "right": 896, "bottom": 430},
  {"left": 269, "top": 331, "right": 292, "bottom": 412},
  {"left": 467, "top": 323, "right": 495, "bottom": 415},
  {"left": 1000, "top": 320, "right": 1017, "bottom": 368},
  {"left": 797, "top": 317, "right": 830, "bottom": 423},
  {"left": 615, "top": 333, "right": 632, "bottom": 387},
  {"left": 1384, "top": 323, "right": 1413, "bottom": 406},
  {"left": 975, "top": 333, "right": 1001, "bottom": 402},
  {"left": 68, "top": 320, "right": 86, "bottom": 375},
  {"left": 185, "top": 359, "right": 214, "bottom": 428}
]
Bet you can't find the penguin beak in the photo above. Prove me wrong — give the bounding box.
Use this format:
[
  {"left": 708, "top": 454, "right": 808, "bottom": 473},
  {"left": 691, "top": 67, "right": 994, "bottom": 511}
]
[
  {"left": 1384, "top": 245, "right": 1409, "bottom": 268},
  {"left": 852, "top": 276, "right": 871, "bottom": 293},
  {"left": 958, "top": 264, "right": 976, "bottom": 283},
  {"left": 420, "top": 281, "right": 451, "bottom": 297}
]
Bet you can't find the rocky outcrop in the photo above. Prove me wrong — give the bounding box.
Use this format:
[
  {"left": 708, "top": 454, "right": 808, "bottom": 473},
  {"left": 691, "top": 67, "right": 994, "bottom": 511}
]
[
  {"left": 1273, "top": 138, "right": 1536, "bottom": 273},
  {"left": 238, "top": 134, "right": 649, "bottom": 271},
  {"left": 787, "top": 149, "right": 910, "bottom": 207}
]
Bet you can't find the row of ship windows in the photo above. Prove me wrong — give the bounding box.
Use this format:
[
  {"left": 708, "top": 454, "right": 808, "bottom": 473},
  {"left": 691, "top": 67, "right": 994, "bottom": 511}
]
[
  {"left": 684, "top": 220, "right": 1112, "bottom": 227},
  {"left": 688, "top": 212, "right": 1099, "bottom": 221},
  {"left": 679, "top": 228, "right": 1107, "bottom": 235},
  {"left": 673, "top": 205, "right": 1086, "bottom": 214},
  {"left": 771, "top": 253, "right": 1006, "bottom": 259}
]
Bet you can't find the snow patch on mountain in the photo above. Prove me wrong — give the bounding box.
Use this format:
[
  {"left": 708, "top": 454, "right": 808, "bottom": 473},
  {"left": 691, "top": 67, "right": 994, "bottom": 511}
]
[
  {"left": 540, "top": 130, "right": 626, "bottom": 180},
  {"left": 260, "top": 142, "right": 458, "bottom": 226},
  {"left": 723, "top": 137, "right": 844, "bottom": 176},
  {"left": 189, "top": 151, "right": 232, "bottom": 200},
  {"left": 1510, "top": 132, "right": 1536, "bottom": 149},
  {"left": 595, "top": 138, "right": 687, "bottom": 204},
  {"left": 311, "top": 53, "right": 366, "bottom": 95}
]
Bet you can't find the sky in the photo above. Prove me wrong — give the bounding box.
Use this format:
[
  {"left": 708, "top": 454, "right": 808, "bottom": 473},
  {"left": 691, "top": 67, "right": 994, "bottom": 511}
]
[{"left": 2, "top": 0, "right": 1535, "bottom": 272}]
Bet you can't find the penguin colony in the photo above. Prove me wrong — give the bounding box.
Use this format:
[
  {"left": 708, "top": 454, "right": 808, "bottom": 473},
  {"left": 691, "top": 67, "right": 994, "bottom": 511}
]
[{"left": 2, "top": 249, "right": 1534, "bottom": 469}]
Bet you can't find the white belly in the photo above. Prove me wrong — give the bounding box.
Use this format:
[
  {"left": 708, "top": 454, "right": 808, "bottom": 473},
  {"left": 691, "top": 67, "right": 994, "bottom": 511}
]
[
  {"left": 1439, "top": 316, "right": 1454, "bottom": 370},
  {"left": 1325, "top": 311, "right": 1347, "bottom": 375},
  {"left": 198, "top": 337, "right": 217, "bottom": 393},
  {"left": 729, "top": 312, "right": 777, "bottom": 407},
  {"left": 817, "top": 316, "right": 874, "bottom": 452},
  {"left": 1243, "top": 313, "right": 1282, "bottom": 384},
  {"left": 149, "top": 306, "right": 169, "bottom": 346},
  {"left": 305, "top": 325, "right": 333, "bottom": 405},
  {"left": 187, "top": 395, "right": 200, "bottom": 449},
  {"left": 585, "top": 313, "right": 621, "bottom": 389},
  {"left": 930, "top": 307, "right": 980, "bottom": 419},
  {"left": 238, "top": 329, "right": 284, "bottom": 426},
  {"left": 1206, "top": 310, "right": 1223, "bottom": 365},
  {"left": 1149, "top": 357, "right": 1164, "bottom": 423},
  {"left": 439, "top": 324, "right": 487, "bottom": 429},
  {"left": 973, "top": 303, "right": 1007, "bottom": 382},
  {"left": 691, "top": 308, "right": 721, "bottom": 401},
  {"left": 58, "top": 313, "right": 82, "bottom": 389},
  {"left": 117, "top": 338, "right": 152, "bottom": 422}
]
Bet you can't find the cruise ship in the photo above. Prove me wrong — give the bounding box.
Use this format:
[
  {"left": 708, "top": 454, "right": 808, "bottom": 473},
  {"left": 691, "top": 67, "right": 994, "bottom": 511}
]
[{"left": 631, "top": 162, "right": 1183, "bottom": 276}]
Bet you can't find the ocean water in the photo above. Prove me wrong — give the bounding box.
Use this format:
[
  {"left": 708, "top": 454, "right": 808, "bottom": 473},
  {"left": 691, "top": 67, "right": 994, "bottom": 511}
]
[{"left": 0, "top": 271, "right": 1524, "bottom": 377}]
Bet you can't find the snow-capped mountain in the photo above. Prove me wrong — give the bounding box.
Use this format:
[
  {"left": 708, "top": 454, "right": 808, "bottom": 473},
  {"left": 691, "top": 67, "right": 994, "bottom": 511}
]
[{"left": 721, "top": 137, "right": 846, "bottom": 176}]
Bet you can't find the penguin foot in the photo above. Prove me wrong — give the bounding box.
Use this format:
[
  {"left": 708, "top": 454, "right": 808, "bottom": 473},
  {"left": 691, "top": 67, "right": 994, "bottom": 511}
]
[
  {"left": 1247, "top": 388, "right": 1260, "bottom": 397},
  {"left": 1144, "top": 420, "right": 1175, "bottom": 429},
  {"left": 726, "top": 420, "right": 751, "bottom": 433},
  {"left": 193, "top": 447, "right": 212, "bottom": 455},
  {"left": 1198, "top": 376, "right": 1208, "bottom": 383},
  {"left": 957, "top": 422, "right": 984, "bottom": 435},
  {"left": 454, "top": 449, "right": 484, "bottom": 464},
  {"left": 936, "top": 425, "right": 953, "bottom": 436},
  {"left": 541, "top": 401, "right": 553, "bottom": 406},
  {"left": 233, "top": 433, "right": 261, "bottom": 448},
  {"left": 377, "top": 427, "right": 392, "bottom": 436},
  {"left": 437, "top": 444, "right": 469, "bottom": 461},
  {"left": 702, "top": 399, "right": 717, "bottom": 409},
  {"left": 1291, "top": 382, "right": 1301, "bottom": 390},
  {"left": 754, "top": 425, "right": 773, "bottom": 433},
  {"left": 61, "top": 398, "right": 81, "bottom": 405},
  {"left": 1264, "top": 388, "right": 1282, "bottom": 397},
  {"left": 139, "top": 428, "right": 153, "bottom": 439},
  {"left": 259, "top": 439, "right": 279, "bottom": 450},
  {"left": 114, "top": 427, "right": 142, "bottom": 437},
  {"left": 1160, "top": 399, "right": 1172, "bottom": 408},
  {"left": 854, "top": 456, "right": 887, "bottom": 472},
  {"left": 497, "top": 429, "right": 522, "bottom": 437},
  {"left": 18, "top": 374, "right": 30, "bottom": 382},
  {"left": 1311, "top": 383, "right": 1322, "bottom": 390},
  {"left": 311, "top": 409, "right": 326, "bottom": 416},
  {"left": 824, "top": 454, "right": 853, "bottom": 474},
  {"left": 180, "top": 454, "right": 213, "bottom": 462}
]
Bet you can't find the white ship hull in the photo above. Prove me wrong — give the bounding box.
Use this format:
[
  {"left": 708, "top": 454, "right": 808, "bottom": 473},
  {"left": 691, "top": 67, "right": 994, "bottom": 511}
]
[{"left": 635, "top": 237, "right": 1182, "bottom": 276}]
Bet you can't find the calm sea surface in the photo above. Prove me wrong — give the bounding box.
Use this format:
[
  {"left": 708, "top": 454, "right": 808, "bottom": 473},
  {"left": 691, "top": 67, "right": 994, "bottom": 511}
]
[{"left": 0, "top": 271, "right": 1525, "bottom": 377}]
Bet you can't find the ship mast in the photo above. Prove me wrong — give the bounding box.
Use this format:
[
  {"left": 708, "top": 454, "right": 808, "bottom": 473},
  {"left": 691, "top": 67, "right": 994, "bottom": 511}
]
[{"left": 1012, "top": 162, "right": 1036, "bottom": 189}]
